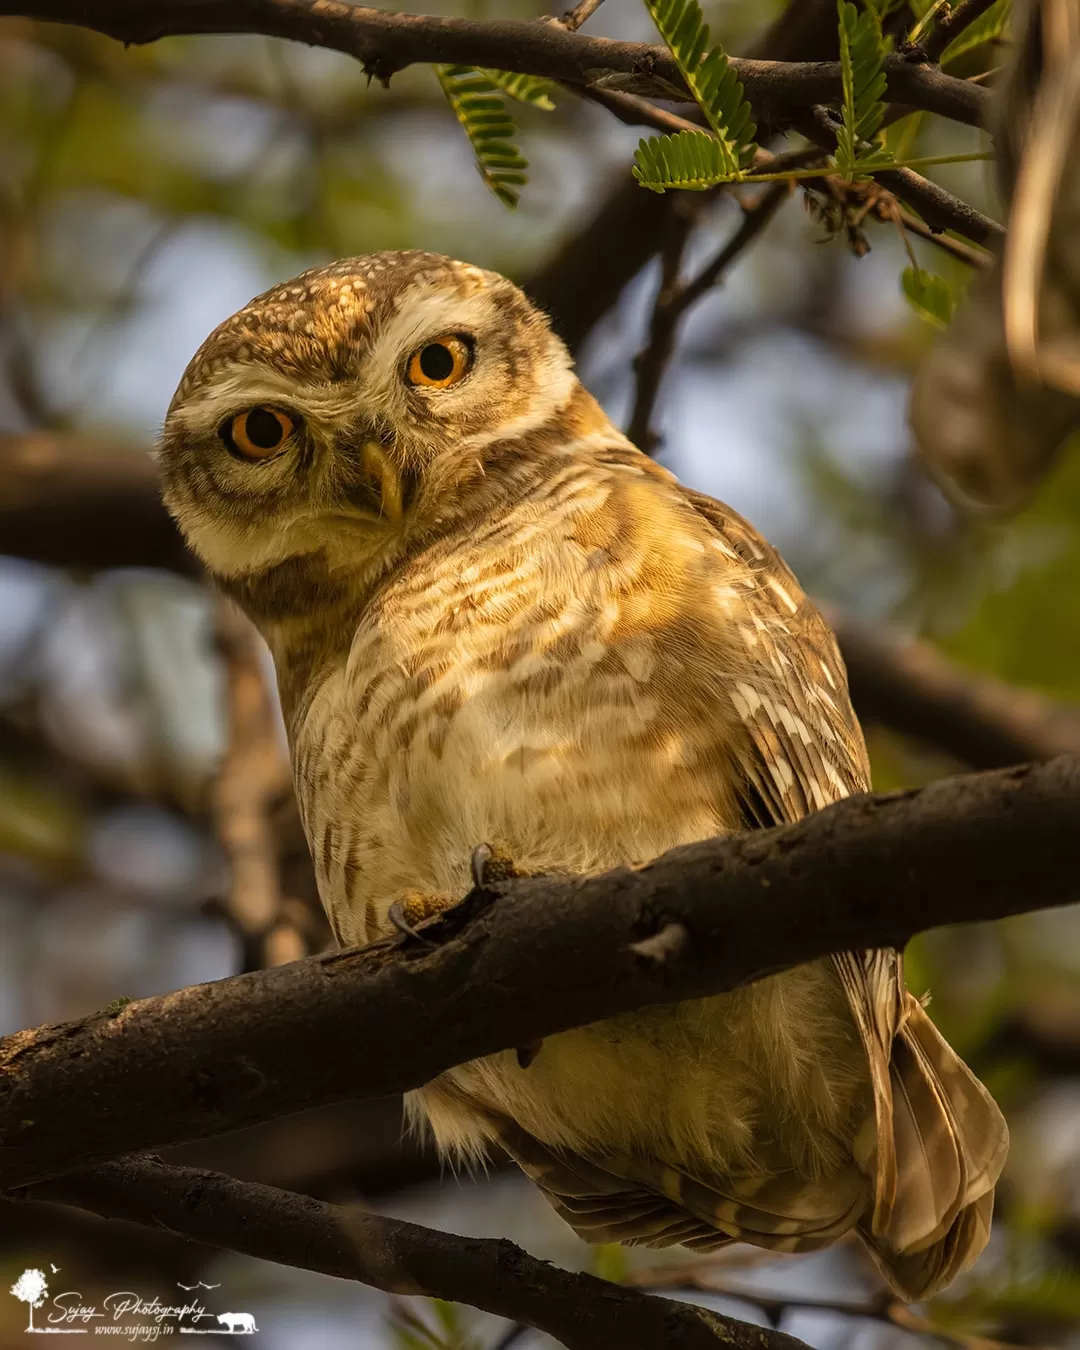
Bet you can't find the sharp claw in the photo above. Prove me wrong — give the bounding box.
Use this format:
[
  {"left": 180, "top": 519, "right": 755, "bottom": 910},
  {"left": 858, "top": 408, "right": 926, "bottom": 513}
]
[
  {"left": 471, "top": 843, "right": 494, "bottom": 890},
  {"left": 388, "top": 900, "right": 434, "bottom": 945},
  {"left": 516, "top": 1041, "right": 542, "bottom": 1069}
]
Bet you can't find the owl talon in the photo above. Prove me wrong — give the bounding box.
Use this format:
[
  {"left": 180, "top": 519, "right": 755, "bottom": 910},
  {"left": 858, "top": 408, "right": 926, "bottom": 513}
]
[
  {"left": 387, "top": 901, "right": 434, "bottom": 945},
  {"left": 388, "top": 889, "right": 453, "bottom": 944},
  {"left": 470, "top": 842, "right": 523, "bottom": 889},
  {"left": 516, "top": 1040, "right": 543, "bottom": 1069}
]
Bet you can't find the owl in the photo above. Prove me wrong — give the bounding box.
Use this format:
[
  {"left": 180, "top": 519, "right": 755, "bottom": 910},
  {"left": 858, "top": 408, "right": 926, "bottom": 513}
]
[{"left": 160, "top": 251, "right": 1008, "bottom": 1300}]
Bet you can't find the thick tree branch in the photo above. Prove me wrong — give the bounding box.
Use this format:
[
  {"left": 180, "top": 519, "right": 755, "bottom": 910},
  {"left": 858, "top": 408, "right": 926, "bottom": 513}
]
[
  {"left": 2, "top": 756, "right": 1078, "bottom": 1192},
  {"left": 21, "top": 1155, "right": 806, "bottom": 1350},
  {"left": 0, "top": 431, "right": 194, "bottom": 575},
  {"left": 13, "top": 1, "right": 989, "bottom": 128}
]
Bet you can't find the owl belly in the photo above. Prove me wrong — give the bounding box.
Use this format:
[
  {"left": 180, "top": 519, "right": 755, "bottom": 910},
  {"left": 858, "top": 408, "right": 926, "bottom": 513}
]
[{"left": 296, "top": 660, "right": 868, "bottom": 1193}]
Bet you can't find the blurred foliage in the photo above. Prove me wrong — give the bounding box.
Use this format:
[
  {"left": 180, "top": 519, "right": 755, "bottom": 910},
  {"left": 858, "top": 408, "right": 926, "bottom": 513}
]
[{"left": 389, "top": 1298, "right": 483, "bottom": 1350}]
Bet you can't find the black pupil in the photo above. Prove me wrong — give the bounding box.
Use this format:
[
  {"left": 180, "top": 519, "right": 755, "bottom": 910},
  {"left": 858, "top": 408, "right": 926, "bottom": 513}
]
[
  {"left": 419, "top": 343, "right": 456, "bottom": 382},
  {"left": 245, "top": 407, "right": 284, "bottom": 449}
]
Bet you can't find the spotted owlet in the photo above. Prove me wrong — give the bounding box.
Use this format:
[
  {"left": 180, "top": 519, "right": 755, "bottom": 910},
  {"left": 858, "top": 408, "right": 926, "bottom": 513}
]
[{"left": 161, "top": 251, "right": 1008, "bottom": 1299}]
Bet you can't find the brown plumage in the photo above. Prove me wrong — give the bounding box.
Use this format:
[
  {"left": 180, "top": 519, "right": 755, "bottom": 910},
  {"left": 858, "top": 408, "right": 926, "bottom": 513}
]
[{"left": 160, "top": 250, "right": 1008, "bottom": 1299}]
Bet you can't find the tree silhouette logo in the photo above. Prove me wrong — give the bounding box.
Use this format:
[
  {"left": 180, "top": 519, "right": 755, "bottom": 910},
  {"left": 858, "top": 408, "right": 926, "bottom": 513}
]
[
  {"left": 10, "top": 1269, "right": 48, "bottom": 1334},
  {"left": 8, "top": 1270, "right": 84, "bottom": 1335}
]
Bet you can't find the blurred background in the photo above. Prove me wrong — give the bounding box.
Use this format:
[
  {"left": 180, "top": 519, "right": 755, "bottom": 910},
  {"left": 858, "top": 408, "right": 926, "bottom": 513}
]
[{"left": 1, "top": 1, "right": 1079, "bottom": 1346}]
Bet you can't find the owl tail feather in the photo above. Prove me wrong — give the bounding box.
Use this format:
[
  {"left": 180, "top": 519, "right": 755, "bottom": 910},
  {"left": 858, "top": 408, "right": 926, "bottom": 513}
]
[{"left": 858, "top": 994, "right": 1009, "bottom": 1301}]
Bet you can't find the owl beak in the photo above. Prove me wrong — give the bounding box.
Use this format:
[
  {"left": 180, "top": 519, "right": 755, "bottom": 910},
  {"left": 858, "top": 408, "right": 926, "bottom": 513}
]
[{"left": 358, "top": 440, "right": 405, "bottom": 525}]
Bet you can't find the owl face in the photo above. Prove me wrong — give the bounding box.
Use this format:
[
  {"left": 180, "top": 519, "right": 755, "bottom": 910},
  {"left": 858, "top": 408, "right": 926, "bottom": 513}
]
[{"left": 160, "top": 251, "right": 575, "bottom": 581}]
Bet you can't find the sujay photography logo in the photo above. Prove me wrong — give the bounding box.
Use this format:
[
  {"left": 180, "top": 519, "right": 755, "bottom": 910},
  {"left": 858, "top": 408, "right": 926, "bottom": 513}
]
[{"left": 8, "top": 1269, "right": 258, "bottom": 1339}]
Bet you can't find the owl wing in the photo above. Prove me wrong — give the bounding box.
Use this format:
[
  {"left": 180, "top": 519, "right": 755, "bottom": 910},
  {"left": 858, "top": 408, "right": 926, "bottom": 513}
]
[
  {"left": 678, "top": 487, "right": 1007, "bottom": 1298},
  {"left": 500, "top": 463, "right": 1005, "bottom": 1296},
  {"left": 676, "top": 485, "right": 904, "bottom": 1216}
]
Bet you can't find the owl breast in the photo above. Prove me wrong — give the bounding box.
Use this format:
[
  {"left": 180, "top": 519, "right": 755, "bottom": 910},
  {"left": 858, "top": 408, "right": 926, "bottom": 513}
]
[
  {"left": 294, "top": 462, "right": 743, "bottom": 945},
  {"left": 288, "top": 461, "right": 866, "bottom": 1184}
]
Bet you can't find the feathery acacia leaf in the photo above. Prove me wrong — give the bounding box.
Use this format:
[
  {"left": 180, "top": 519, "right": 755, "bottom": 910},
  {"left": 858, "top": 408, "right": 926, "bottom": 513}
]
[
  {"left": 633, "top": 130, "right": 735, "bottom": 192},
  {"left": 640, "top": 0, "right": 756, "bottom": 182},
  {"left": 901, "top": 265, "right": 956, "bottom": 329},
  {"left": 435, "top": 65, "right": 528, "bottom": 208},
  {"left": 836, "top": 0, "right": 892, "bottom": 178},
  {"left": 941, "top": 0, "right": 1010, "bottom": 64},
  {"left": 480, "top": 69, "right": 555, "bottom": 111}
]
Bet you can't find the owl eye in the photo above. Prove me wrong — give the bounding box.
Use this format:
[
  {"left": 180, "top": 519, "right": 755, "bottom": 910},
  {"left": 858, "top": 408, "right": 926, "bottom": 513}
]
[
  {"left": 406, "top": 335, "right": 473, "bottom": 389},
  {"left": 221, "top": 406, "right": 297, "bottom": 460}
]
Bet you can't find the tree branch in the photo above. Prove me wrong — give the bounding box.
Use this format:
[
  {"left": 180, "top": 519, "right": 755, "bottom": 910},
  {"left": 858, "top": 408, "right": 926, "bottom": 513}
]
[
  {"left": 921, "top": 0, "right": 1001, "bottom": 65},
  {"left": 527, "top": 0, "right": 841, "bottom": 351},
  {"left": 795, "top": 108, "right": 1003, "bottom": 245},
  {"left": 20, "top": 1155, "right": 807, "bottom": 1350},
  {"left": 2, "top": 755, "right": 1078, "bottom": 1192},
  {"left": 627, "top": 181, "right": 792, "bottom": 451},
  {"left": 11, "top": 1, "right": 989, "bottom": 128},
  {"left": 830, "top": 612, "right": 1080, "bottom": 769},
  {"left": 0, "top": 431, "right": 194, "bottom": 575}
]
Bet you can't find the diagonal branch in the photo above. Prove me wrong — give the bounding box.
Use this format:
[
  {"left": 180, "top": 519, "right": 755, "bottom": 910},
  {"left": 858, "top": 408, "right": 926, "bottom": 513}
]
[
  {"left": 627, "top": 180, "right": 793, "bottom": 451},
  {"left": 827, "top": 611, "right": 1080, "bottom": 770},
  {"left": 2, "top": 755, "right": 1078, "bottom": 1192},
  {"left": 921, "top": 0, "right": 1002, "bottom": 64},
  {"left": 11, "top": 1, "right": 990, "bottom": 128},
  {"left": 21, "top": 1155, "right": 808, "bottom": 1350}
]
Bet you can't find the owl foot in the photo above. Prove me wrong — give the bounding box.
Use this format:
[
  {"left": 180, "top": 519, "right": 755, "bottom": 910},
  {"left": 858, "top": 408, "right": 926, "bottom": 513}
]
[
  {"left": 387, "top": 888, "right": 454, "bottom": 944},
  {"left": 469, "top": 845, "right": 540, "bottom": 1068},
  {"left": 470, "top": 842, "right": 524, "bottom": 889}
]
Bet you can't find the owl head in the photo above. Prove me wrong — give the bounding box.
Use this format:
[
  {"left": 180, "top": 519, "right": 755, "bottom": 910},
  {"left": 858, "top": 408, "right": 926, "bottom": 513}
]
[{"left": 159, "top": 251, "right": 577, "bottom": 588}]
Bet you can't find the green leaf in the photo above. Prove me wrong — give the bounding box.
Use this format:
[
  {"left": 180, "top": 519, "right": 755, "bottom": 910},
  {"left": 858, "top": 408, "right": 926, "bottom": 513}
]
[
  {"left": 941, "top": 0, "right": 1010, "bottom": 64},
  {"left": 435, "top": 65, "right": 528, "bottom": 208},
  {"left": 836, "top": 0, "right": 892, "bottom": 178},
  {"left": 642, "top": 0, "right": 756, "bottom": 172},
  {"left": 590, "top": 1243, "right": 629, "bottom": 1284},
  {"left": 480, "top": 69, "right": 555, "bottom": 111},
  {"left": 901, "top": 264, "right": 955, "bottom": 328},
  {"left": 633, "top": 129, "right": 740, "bottom": 192}
]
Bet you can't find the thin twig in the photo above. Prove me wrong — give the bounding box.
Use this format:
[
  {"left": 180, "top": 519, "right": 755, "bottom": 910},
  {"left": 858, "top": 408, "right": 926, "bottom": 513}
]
[
  {"left": 922, "top": 0, "right": 1003, "bottom": 63},
  {"left": 629, "top": 1267, "right": 1037, "bottom": 1350},
  {"left": 20, "top": 1156, "right": 807, "bottom": 1350},
  {"left": 627, "top": 182, "right": 792, "bottom": 451},
  {"left": 561, "top": 0, "right": 606, "bottom": 33},
  {"left": 897, "top": 206, "right": 993, "bottom": 266},
  {"left": 800, "top": 106, "right": 1003, "bottom": 244},
  {"left": 575, "top": 85, "right": 702, "bottom": 135},
  {"left": 626, "top": 196, "right": 700, "bottom": 452}
]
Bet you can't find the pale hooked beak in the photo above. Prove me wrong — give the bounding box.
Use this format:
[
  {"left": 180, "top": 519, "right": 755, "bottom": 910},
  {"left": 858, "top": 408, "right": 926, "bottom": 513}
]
[{"left": 358, "top": 440, "right": 405, "bottom": 524}]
